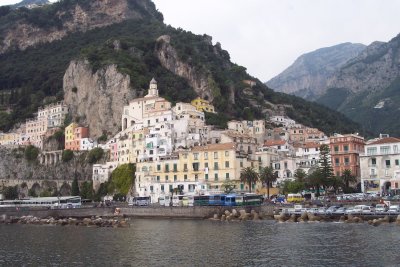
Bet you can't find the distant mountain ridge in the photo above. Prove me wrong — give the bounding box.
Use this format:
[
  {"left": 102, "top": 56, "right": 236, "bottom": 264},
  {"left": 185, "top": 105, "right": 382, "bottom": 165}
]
[
  {"left": 266, "top": 42, "right": 366, "bottom": 100},
  {"left": 268, "top": 34, "right": 400, "bottom": 136}
]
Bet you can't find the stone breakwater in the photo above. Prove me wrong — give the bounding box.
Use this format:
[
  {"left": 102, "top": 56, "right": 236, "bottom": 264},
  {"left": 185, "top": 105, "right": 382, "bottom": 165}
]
[
  {"left": 0, "top": 215, "right": 130, "bottom": 228},
  {"left": 274, "top": 212, "right": 400, "bottom": 226},
  {"left": 209, "top": 209, "right": 262, "bottom": 222}
]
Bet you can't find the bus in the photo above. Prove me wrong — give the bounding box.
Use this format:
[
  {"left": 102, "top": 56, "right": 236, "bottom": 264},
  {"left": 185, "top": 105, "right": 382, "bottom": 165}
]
[
  {"left": 243, "top": 194, "right": 263, "bottom": 206},
  {"left": 209, "top": 194, "right": 226, "bottom": 205},
  {"left": 0, "top": 196, "right": 82, "bottom": 209},
  {"left": 193, "top": 195, "right": 210, "bottom": 206},
  {"left": 224, "top": 194, "right": 262, "bottom": 206},
  {"left": 287, "top": 193, "right": 304, "bottom": 203}
]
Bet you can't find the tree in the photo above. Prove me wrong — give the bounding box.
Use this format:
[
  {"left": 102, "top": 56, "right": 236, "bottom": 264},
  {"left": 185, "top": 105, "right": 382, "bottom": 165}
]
[
  {"left": 3, "top": 186, "right": 18, "bottom": 200},
  {"left": 87, "top": 147, "right": 104, "bottom": 164},
  {"left": 62, "top": 149, "right": 74, "bottom": 162},
  {"left": 281, "top": 180, "right": 305, "bottom": 194},
  {"left": 221, "top": 180, "right": 237, "bottom": 194},
  {"left": 240, "top": 167, "right": 259, "bottom": 193},
  {"left": 318, "top": 144, "right": 334, "bottom": 188},
  {"left": 259, "top": 166, "right": 277, "bottom": 199},
  {"left": 24, "top": 145, "right": 39, "bottom": 162},
  {"left": 306, "top": 169, "right": 323, "bottom": 196},
  {"left": 294, "top": 169, "right": 307, "bottom": 183},
  {"left": 108, "top": 164, "right": 135, "bottom": 195},
  {"left": 71, "top": 177, "right": 80, "bottom": 196},
  {"left": 341, "top": 169, "right": 357, "bottom": 190},
  {"left": 80, "top": 181, "right": 94, "bottom": 200}
]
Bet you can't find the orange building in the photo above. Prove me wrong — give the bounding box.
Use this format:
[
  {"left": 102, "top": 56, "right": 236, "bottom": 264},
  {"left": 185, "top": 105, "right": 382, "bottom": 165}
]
[
  {"left": 65, "top": 123, "right": 89, "bottom": 151},
  {"left": 329, "top": 133, "right": 365, "bottom": 177}
]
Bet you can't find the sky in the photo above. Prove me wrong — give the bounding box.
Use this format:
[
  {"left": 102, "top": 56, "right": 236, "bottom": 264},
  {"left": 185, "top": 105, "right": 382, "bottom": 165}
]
[{"left": 2, "top": 0, "right": 400, "bottom": 81}]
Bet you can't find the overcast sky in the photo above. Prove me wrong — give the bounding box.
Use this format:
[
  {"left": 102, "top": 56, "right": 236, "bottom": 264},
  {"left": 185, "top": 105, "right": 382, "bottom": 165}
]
[{"left": 3, "top": 0, "right": 400, "bottom": 81}]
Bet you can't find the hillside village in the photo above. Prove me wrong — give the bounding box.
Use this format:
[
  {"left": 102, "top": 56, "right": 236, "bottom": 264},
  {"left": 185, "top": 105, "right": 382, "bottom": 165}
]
[{"left": 1, "top": 78, "right": 400, "bottom": 201}]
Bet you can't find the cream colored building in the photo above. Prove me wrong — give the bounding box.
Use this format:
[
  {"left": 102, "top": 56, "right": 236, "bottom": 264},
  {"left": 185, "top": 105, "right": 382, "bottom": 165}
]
[{"left": 135, "top": 143, "right": 258, "bottom": 203}]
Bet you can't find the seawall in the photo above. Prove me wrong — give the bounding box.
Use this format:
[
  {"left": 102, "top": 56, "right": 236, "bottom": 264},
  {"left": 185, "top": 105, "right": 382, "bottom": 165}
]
[{"left": 0, "top": 205, "right": 275, "bottom": 220}]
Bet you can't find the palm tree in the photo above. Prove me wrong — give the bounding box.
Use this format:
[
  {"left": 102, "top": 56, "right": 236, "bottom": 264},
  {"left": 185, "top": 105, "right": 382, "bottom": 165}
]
[
  {"left": 341, "top": 169, "right": 357, "bottom": 190},
  {"left": 259, "top": 166, "right": 277, "bottom": 199},
  {"left": 240, "top": 167, "right": 259, "bottom": 193}
]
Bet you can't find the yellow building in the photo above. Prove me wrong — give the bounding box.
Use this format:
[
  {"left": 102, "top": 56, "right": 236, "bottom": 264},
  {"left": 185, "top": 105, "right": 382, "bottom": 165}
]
[
  {"left": 135, "top": 143, "right": 260, "bottom": 202},
  {"left": 65, "top": 123, "right": 78, "bottom": 150},
  {"left": 191, "top": 97, "right": 216, "bottom": 113}
]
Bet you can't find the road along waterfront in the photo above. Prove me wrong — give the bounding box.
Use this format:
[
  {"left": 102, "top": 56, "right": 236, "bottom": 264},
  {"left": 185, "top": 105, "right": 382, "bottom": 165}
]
[{"left": 1, "top": 219, "right": 400, "bottom": 266}]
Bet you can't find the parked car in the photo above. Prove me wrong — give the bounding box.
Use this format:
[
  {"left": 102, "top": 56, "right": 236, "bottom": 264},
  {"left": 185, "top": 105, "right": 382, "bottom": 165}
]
[
  {"left": 333, "top": 207, "right": 347, "bottom": 215},
  {"left": 325, "top": 206, "right": 340, "bottom": 215},
  {"left": 307, "top": 208, "right": 319, "bottom": 215},
  {"left": 317, "top": 207, "right": 327, "bottom": 215},
  {"left": 361, "top": 206, "right": 374, "bottom": 214},
  {"left": 345, "top": 207, "right": 355, "bottom": 215},
  {"left": 375, "top": 204, "right": 388, "bottom": 213},
  {"left": 388, "top": 205, "right": 400, "bottom": 214}
]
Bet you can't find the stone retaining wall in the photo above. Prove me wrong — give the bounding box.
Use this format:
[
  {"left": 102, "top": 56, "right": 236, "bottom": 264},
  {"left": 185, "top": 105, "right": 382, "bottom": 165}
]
[{"left": 0, "top": 205, "right": 275, "bottom": 219}]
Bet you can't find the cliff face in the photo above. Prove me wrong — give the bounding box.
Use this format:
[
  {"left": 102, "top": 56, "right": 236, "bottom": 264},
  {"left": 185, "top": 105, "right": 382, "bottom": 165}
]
[
  {"left": 155, "top": 35, "right": 215, "bottom": 102},
  {"left": 0, "top": 147, "right": 92, "bottom": 183},
  {"left": 63, "top": 60, "right": 135, "bottom": 138},
  {"left": 0, "top": 0, "right": 160, "bottom": 54},
  {"left": 267, "top": 43, "right": 365, "bottom": 99},
  {"left": 327, "top": 38, "right": 400, "bottom": 94}
]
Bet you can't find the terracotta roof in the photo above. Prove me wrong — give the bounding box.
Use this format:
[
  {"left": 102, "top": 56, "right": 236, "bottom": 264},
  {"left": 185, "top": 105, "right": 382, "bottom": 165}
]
[
  {"left": 370, "top": 137, "right": 400, "bottom": 145},
  {"left": 264, "top": 139, "right": 286, "bottom": 146},
  {"left": 301, "top": 142, "right": 320, "bottom": 149},
  {"left": 191, "top": 143, "right": 236, "bottom": 151}
]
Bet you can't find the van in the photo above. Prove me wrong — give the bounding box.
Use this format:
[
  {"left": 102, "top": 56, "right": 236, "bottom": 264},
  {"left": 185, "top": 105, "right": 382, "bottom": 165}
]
[
  {"left": 159, "top": 196, "right": 165, "bottom": 206},
  {"left": 182, "top": 196, "right": 189, "bottom": 206},
  {"left": 164, "top": 195, "right": 171, "bottom": 206},
  {"left": 287, "top": 194, "right": 303, "bottom": 203},
  {"left": 353, "top": 205, "right": 367, "bottom": 214},
  {"left": 375, "top": 204, "right": 387, "bottom": 213},
  {"left": 172, "top": 195, "right": 184, "bottom": 207}
]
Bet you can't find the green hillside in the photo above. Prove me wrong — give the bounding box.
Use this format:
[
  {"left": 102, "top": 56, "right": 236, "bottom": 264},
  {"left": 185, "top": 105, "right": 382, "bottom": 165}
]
[{"left": 0, "top": 0, "right": 362, "bottom": 136}]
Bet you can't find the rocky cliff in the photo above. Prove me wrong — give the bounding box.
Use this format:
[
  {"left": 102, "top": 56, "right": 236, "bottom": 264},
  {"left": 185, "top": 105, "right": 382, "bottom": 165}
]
[
  {"left": 0, "top": 147, "right": 93, "bottom": 196},
  {"left": 63, "top": 60, "right": 136, "bottom": 138},
  {"left": 0, "top": 0, "right": 161, "bottom": 54},
  {"left": 267, "top": 43, "right": 365, "bottom": 100}
]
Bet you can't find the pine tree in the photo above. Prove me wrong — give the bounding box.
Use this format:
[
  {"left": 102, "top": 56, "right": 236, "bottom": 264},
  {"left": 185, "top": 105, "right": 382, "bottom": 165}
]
[{"left": 71, "top": 177, "right": 80, "bottom": 196}]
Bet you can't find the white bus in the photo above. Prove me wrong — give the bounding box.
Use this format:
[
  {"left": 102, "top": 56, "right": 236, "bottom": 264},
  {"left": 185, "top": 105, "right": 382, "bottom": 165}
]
[
  {"left": 135, "top": 196, "right": 151, "bottom": 206},
  {"left": 0, "top": 196, "right": 82, "bottom": 209}
]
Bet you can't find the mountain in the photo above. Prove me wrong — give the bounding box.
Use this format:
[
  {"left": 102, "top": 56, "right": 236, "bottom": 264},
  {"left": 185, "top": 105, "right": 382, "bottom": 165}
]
[
  {"left": 269, "top": 34, "right": 400, "bottom": 136},
  {"left": 266, "top": 43, "right": 366, "bottom": 100},
  {"left": 0, "top": 0, "right": 362, "bottom": 138},
  {"left": 10, "top": 0, "right": 50, "bottom": 9}
]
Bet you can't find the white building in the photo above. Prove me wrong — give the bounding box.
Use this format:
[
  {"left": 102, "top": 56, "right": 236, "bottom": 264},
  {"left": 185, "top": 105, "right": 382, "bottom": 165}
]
[
  {"left": 80, "top": 138, "right": 97, "bottom": 151},
  {"left": 360, "top": 137, "right": 400, "bottom": 194},
  {"left": 92, "top": 162, "right": 118, "bottom": 191},
  {"left": 270, "top": 116, "right": 295, "bottom": 127}
]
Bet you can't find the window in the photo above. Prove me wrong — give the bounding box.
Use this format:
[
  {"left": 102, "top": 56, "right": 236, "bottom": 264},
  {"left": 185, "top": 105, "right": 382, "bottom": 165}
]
[
  {"left": 150, "top": 186, "right": 154, "bottom": 192},
  {"left": 226, "top": 173, "right": 230, "bottom": 179},
  {"left": 367, "top": 147, "right": 377, "bottom": 155},
  {"left": 386, "top": 160, "right": 391, "bottom": 167},
  {"left": 157, "top": 176, "right": 160, "bottom": 181},
  {"left": 157, "top": 165, "right": 161, "bottom": 171},
  {"left": 161, "top": 185, "right": 164, "bottom": 192},
  {"left": 225, "top": 161, "right": 229, "bottom": 168},
  {"left": 335, "top": 158, "right": 339, "bottom": 166},
  {"left": 394, "top": 145, "right": 399, "bottom": 153},
  {"left": 193, "top": 153, "right": 199, "bottom": 160},
  {"left": 205, "top": 162, "right": 209, "bottom": 168},
  {"left": 214, "top": 152, "right": 218, "bottom": 159},
  {"left": 184, "top": 163, "right": 188, "bottom": 171},
  {"left": 214, "top": 162, "right": 219, "bottom": 170},
  {"left": 240, "top": 161, "right": 243, "bottom": 168},
  {"left": 396, "top": 159, "right": 399, "bottom": 166},
  {"left": 204, "top": 152, "right": 208, "bottom": 160},
  {"left": 165, "top": 175, "right": 169, "bottom": 181},
  {"left": 214, "top": 173, "right": 218, "bottom": 181},
  {"left": 344, "top": 157, "right": 349, "bottom": 165},
  {"left": 194, "top": 174, "right": 198, "bottom": 181},
  {"left": 381, "top": 146, "right": 390, "bottom": 155},
  {"left": 173, "top": 163, "right": 178, "bottom": 172},
  {"left": 174, "top": 175, "right": 177, "bottom": 181},
  {"left": 184, "top": 174, "right": 188, "bottom": 180},
  {"left": 205, "top": 174, "right": 209, "bottom": 180},
  {"left": 334, "top": 146, "right": 339, "bottom": 152},
  {"left": 165, "top": 164, "right": 169, "bottom": 172},
  {"left": 371, "top": 158, "right": 376, "bottom": 165},
  {"left": 193, "top": 163, "right": 199, "bottom": 171},
  {"left": 225, "top": 151, "right": 229, "bottom": 157},
  {"left": 344, "top": 145, "right": 349, "bottom": 152},
  {"left": 169, "top": 185, "right": 173, "bottom": 192}
]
